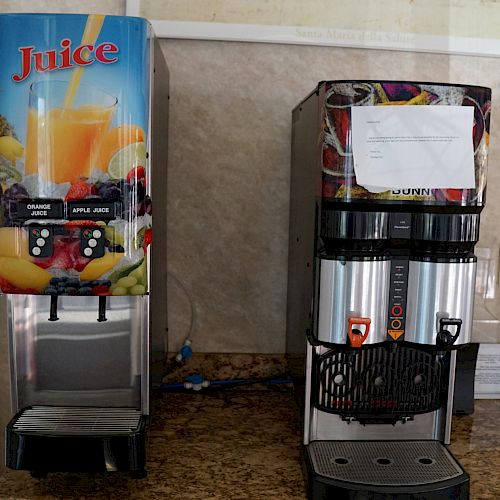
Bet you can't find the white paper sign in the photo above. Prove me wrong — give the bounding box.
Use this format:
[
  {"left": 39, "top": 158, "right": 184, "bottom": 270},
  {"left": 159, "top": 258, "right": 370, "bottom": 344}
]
[
  {"left": 351, "top": 106, "right": 475, "bottom": 192},
  {"left": 475, "top": 343, "right": 500, "bottom": 399}
]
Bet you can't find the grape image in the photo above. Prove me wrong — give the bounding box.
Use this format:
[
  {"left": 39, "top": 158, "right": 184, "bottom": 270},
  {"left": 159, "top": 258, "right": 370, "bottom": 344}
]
[
  {"left": 97, "top": 181, "right": 122, "bottom": 201},
  {"left": 2, "top": 183, "right": 29, "bottom": 225},
  {"left": 109, "top": 258, "right": 146, "bottom": 296}
]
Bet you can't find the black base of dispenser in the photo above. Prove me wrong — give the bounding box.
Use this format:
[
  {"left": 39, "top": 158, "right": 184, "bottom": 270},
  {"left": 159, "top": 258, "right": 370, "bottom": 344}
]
[
  {"left": 304, "top": 441, "right": 469, "bottom": 500},
  {"left": 6, "top": 406, "right": 147, "bottom": 477}
]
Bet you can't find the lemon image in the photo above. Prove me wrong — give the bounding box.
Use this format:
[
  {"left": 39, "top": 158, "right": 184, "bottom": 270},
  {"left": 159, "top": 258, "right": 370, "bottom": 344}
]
[
  {"left": 0, "top": 136, "right": 23, "bottom": 164},
  {"left": 107, "top": 141, "right": 147, "bottom": 180},
  {"left": 96, "top": 124, "right": 145, "bottom": 171}
]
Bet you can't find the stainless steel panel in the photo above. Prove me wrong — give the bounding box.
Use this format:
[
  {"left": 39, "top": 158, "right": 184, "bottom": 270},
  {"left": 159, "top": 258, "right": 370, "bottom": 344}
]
[
  {"left": 304, "top": 340, "right": 313, "bottom": 446},
  {"left": 0, "top": 296, "right": 10, "bottom": 473},
  {"left": 310, "top": 407, "right": 444, "bottom": 441},
  {"left": 444, "top": 350, "right": 457, "bottom": 445},
  {"left": 406, "top": 260, "right": 476, "bottom": 345},
  {"left": 8, "top": 295, "right": 147, "bottom": 412},
  {"left": 151, "top": 36, "right": 169, "bottom": 362},
  {"left": 317, "top": 258, "right": 390, "bottom": 345}
]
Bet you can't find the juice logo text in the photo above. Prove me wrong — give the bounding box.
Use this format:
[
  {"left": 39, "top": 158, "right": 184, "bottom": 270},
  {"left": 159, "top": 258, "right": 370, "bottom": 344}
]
[{"left": 12, "top": 38, "right": 119, "bottom": 82}]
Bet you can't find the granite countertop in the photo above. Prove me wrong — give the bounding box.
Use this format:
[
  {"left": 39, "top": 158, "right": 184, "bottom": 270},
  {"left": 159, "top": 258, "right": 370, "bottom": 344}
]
[{"left": 0, "top": 386, "right": 498, "bottom": 499}]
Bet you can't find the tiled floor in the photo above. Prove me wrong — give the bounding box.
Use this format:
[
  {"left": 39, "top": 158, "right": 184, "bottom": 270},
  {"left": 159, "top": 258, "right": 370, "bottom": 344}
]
[{"left": 0, "top": 387, "right": 498, "bottom": 499}]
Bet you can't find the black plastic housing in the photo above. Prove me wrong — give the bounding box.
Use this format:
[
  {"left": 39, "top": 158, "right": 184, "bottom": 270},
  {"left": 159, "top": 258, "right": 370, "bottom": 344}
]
[{"left": 6, "top": 407, "right": 147, "bottom": 476}]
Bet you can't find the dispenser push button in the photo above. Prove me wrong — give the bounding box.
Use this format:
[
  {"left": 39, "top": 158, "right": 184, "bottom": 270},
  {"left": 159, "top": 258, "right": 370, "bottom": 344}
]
[
  {"left": 29, "top": 227, "right": 53, "bottom": 258},
  {"left": 81, "top": 227, "right": 105, "bottom": 258}
]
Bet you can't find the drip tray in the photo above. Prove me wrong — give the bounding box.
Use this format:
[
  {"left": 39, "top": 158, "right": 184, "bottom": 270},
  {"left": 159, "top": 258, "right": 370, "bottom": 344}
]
[
  {"left": 12, "top": 405, "right": 142, "bottom": 435},
  {"left": 6, "top": 406, "right": 147, "bottom": 475},
  {"left": 308, "top": 440, "right": 463, "bottom": 486}
]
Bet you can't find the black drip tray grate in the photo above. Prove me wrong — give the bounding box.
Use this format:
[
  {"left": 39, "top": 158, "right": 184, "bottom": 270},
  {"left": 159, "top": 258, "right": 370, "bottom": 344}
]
[
  {"left": 315, "top": 345, "right": 444, "bottom": 416},
  {"left": 7, "top": 405, "right": 146, "bottom": 473},
  {"left": 308, "top": 441, "right": 463, "bottom": 486},
  {"left": 12, "top": 406, "right": 142, "bottom": 435}
]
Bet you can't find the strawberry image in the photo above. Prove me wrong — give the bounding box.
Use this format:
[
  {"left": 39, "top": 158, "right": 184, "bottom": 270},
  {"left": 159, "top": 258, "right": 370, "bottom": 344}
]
[
  {"left": 323, "top": 145, "right": 337, "bottom": 170},
  {"left": 65, "top": 220, "right": 99, "bottom": 228},
  {"left": 143, "top": 228, "right": 152, "bottom": 248},
  {"left": 34, "top": 237, "right": 90, "bottom": 271},
  {"left": 322, "top": 178, "right": 337, "bottom": 198},
  {"left": 72, "top": 240, "right": 93, "bottom": 271},
  {"left": 127, "top": 166, "right": 146, "bottom": 186},
  {"left": 441, "top": 189, "right": 464, "bottom": 202},
  {"left": 92, "top": 284, "right": 111, "bottom": 295},
  {"left": 0, "top": 277, "right": 38, "bottom": 294},
  {"left": 65, "top": 180, "right": 97, "bottom": 201}
]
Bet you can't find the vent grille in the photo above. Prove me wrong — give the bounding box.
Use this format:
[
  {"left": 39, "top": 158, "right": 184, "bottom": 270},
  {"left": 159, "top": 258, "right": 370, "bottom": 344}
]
[
  {"left": 308, "top": 441, "right": 463, "bottom": 486},
  {"left": 315, "top": 346, "right": 444, "bottom": 416},
  {"left": 13, "top": 406, "right": 142, "bottom": 435}
]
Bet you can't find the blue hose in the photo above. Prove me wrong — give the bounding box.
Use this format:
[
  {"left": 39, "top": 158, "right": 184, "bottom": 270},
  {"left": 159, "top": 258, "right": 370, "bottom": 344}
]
[{"left": 159, "top": 376, "right": 292, "bottom": 392}]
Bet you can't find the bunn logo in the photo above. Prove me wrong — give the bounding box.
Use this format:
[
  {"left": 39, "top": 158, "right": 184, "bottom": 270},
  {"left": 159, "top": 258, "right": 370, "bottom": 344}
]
[
  {"left": 391, "top": 189, "right": 432, "bottom": 196},
  {"left": 12, "top": 39, "right": 119, "bottom": 82}
]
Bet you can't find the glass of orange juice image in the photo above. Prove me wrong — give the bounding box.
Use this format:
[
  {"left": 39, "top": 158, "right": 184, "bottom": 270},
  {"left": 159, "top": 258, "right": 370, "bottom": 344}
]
[{"left": 25, "top": 80, "right": 117, "bottom": 184}]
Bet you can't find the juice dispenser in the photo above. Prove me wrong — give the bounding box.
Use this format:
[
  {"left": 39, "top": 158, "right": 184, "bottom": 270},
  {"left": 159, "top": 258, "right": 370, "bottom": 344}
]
[
  {"left": 0, "top": 14, "right": 168, "bottom": 477},
  {"left": 287, "top": 81, "right": 491, "bottom": 498}
]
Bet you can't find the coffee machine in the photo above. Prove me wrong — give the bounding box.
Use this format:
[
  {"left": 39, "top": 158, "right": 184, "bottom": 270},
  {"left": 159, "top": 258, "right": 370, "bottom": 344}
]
[
  {"left": 0, "top": 14, "right": 168, "bottom": 477},
  {"left": 287, "top": 81, "right": 491, "bottom": 498}
]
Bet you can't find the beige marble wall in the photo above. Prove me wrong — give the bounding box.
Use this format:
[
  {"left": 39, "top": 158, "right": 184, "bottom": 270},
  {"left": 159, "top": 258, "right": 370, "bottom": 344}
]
[
  {"left": 1, "top": 1, "right": 500, "bottom": 354},
  {"left": 0, "top": 0, "right": 124, "bottom": 14},
  {"left": 164, "top": 40, "right": 500, "bottom": 353}
]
